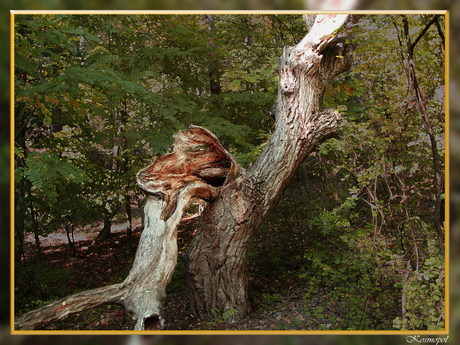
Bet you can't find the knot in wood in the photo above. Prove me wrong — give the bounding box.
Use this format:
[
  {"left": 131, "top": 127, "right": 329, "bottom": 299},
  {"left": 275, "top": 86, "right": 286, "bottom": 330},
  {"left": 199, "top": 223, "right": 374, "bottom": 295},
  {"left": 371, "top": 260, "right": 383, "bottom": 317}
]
[{"left": 279, "top": 65, "right": 297, "bottom": 94}]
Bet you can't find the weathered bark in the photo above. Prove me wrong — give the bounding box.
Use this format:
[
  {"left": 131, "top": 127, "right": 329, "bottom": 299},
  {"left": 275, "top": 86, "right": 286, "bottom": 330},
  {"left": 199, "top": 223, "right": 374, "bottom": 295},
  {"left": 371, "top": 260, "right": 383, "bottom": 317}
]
[
  {"left": 15, "top": 126, "right": 236, "bottom": 330},
  {"left": 183, "top": 14, "right": 359, "bottom": 322}
]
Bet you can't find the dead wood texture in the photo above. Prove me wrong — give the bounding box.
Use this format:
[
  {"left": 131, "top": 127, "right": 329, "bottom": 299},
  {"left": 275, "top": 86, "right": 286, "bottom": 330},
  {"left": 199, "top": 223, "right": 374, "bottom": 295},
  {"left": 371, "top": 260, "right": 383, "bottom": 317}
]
[
  {"left": 15, "top": 126, "right": 237, "bottom": 330},
  {"left": 14, "top": 14, "right": 359, "bottom": 330}
]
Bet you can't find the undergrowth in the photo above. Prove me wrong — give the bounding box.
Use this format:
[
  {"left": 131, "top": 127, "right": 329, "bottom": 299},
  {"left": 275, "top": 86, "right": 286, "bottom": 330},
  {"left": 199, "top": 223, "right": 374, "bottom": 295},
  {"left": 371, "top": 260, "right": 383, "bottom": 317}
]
[{"left": 248, "top": 160, "right": 445, "bottom": 331}]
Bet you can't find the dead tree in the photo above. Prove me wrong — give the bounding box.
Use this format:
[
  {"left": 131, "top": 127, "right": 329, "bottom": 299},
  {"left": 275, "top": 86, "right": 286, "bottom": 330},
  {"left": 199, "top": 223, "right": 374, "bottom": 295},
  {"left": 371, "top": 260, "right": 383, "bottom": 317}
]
[{"left": 14, "top": 14, "right": 360, "bottom": 330}]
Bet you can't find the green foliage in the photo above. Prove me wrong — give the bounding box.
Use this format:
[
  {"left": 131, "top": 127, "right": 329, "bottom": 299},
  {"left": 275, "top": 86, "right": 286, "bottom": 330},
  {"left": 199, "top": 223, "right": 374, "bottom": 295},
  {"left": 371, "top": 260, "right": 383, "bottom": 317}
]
[
  {"left": 19, "top": 151, "right": 88, "bottom": 200},
  {"left": 260, "top": 293, "right": 283, "bottom": 312},
  {"left": 247, "top": 14, "right": 445, "bottom": 331},
  {"left": 202, "top": 308, "right": 239, "bottom": 330},
  {"left": 301, "top": 226, "right": 400, "bottom": 330},
  {"left": 14, "top": 14, "right": 303, "bottom": 249},
  {"left": 15, "top": 262, "right": 72, "bottom": 315},
  {"left": 393, "top": 239, "right": 445, "bottom": 330}
]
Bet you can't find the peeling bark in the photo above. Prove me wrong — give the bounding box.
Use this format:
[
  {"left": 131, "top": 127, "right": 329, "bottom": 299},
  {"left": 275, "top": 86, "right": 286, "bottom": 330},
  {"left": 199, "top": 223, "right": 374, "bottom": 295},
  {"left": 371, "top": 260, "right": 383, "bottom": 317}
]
[{"left": 183, "top": 14, "right": 360, "bottom": 322}]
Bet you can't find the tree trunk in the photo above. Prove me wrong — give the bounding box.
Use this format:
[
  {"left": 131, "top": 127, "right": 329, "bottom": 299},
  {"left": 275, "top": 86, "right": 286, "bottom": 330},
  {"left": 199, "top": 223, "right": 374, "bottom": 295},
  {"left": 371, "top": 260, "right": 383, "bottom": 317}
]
[
  {"left": 14, "top": 193, "right": 26, "bottom": 264},
  {"left": 183, "top": 14, "right": 359, "bottom": 322},
  {"left": 100, "top": 212, "right": 112, "bottom": 240},
  {"left": 64, "top": 222, "right": 77, "bottom": 258},
  {"left": 396, "top": 15, "right": 445, "bottom": 256},
  {"left": 125, "top": 194, "right": 133, "bottom": 253},
  {"left": 204, "top": 14, "right": 222, "bottom": 97},
  {"left": 30, "top": 202, "right": 42, "bottom": 262}
]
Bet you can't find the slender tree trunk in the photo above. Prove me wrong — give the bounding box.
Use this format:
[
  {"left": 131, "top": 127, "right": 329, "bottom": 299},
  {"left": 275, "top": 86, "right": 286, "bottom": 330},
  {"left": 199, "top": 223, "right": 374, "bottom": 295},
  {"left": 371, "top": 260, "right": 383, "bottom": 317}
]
[
  {"left": 398, "top": 15, "right": 445, "bottom": 256},
  {"left": 183, "top": 14, "right": 359, "bottom": 322},
  {"left": 15, "top": 139, "right": 29, "bottom": 264},
  {"left": 14, "top": 224, "right": 25, "bottom": 265},
  {"left": 30, "top": 202, "right": 42, "bottom": 261},
  {"left": 116, "top": 100, "right": 134, "bottom": 252},
  {"left": 125, "top": 194, "right": 133, "bottom": 253},
  {"left": 204, "top": 14, "right": 222, "bottom": 97},
  {"left": 14, "top": 191, "right": 26, "bottom": 264},
  {"left": 401, "top": 259, "right": 411, "bottom": 330},
  {"left": 65, "top": 221, "right": 77, "bottom": 257},
  {"left": 101, "top": 212, "right": 112, "bottom": 240}
]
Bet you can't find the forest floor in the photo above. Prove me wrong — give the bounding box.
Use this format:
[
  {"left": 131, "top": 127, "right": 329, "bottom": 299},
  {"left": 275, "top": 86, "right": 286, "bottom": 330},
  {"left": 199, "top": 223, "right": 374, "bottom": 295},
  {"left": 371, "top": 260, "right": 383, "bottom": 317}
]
[{"left": 18, "top": 202, "right": 347, "bottom": 332}]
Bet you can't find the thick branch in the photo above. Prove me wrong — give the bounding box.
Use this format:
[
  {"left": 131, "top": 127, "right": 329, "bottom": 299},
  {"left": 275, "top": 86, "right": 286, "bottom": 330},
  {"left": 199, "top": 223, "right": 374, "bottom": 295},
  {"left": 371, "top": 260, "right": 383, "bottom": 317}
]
[
  {"left": 410, "top": 15, "right": 438, "bottom": 51},
  {"left": 434, "top": 16, "right": 445, "bottom": 47},
  {"left": 15, "top": 284, "right": 124, "bottom": 330},
  {"left": 122, "top": 182, "right": 220, "bottom": 330},
  {"left": 251, "top": 15, "right": 355, "bottom": 187}
]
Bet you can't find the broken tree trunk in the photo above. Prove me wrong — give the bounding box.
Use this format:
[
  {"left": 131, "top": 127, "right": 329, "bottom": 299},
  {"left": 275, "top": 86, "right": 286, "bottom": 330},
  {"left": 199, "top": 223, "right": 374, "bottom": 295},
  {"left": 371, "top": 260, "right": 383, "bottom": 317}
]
[
  {"left": 14, "top": 126, "right": 236, "bottom": 330},
  {"left": 182, "top": 14, "right": 360, "bottom": 322},
  {"left": 14, "top": 14, "right": 360, "bottom": 330}
]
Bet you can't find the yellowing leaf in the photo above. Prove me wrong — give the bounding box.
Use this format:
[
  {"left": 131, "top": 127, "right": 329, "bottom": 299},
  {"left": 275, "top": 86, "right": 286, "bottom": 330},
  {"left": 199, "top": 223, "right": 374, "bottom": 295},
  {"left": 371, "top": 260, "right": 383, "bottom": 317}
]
[{"left": 345, "top": 88, "right": 354, "bottom": 96}]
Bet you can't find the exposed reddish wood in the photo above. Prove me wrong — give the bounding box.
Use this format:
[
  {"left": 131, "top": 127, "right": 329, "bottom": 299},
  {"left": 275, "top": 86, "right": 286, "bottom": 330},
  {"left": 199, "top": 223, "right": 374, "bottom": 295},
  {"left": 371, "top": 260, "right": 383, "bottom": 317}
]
[{"left": 137, "top": 126, "right": 236, "bottom": 220}]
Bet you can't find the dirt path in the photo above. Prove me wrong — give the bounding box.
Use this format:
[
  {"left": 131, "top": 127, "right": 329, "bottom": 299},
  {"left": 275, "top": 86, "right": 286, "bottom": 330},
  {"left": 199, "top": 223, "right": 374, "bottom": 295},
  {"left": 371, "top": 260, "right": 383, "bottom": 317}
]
[{"left": 23, "top": 218, "right": 143, "bottom": 252}]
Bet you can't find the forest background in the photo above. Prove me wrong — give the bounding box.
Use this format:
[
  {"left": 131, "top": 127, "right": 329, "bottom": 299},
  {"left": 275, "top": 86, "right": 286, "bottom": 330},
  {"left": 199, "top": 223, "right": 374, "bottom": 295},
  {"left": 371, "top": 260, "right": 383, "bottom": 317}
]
[{"left": 1, "top": 0, "right": 460, "bottom": 344}]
